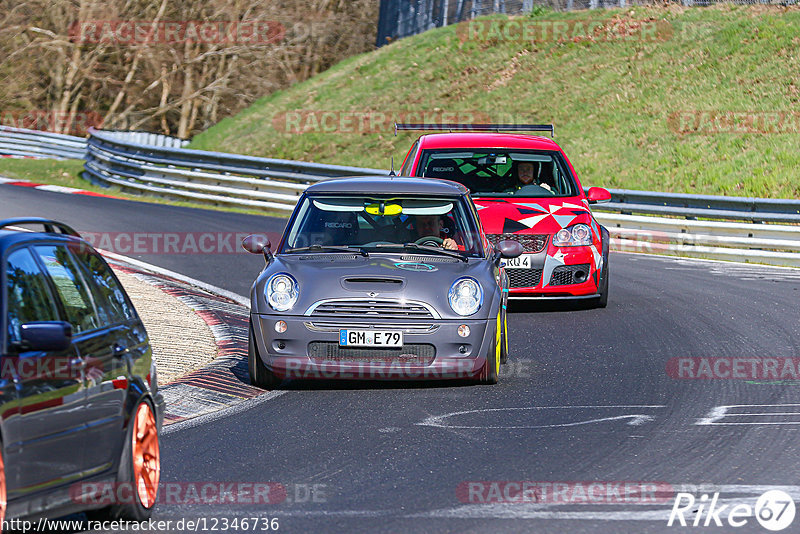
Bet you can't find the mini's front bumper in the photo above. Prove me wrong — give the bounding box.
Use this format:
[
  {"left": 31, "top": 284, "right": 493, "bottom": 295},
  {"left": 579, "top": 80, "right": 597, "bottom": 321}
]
[{"left": 251, "top": 314, "right": 494, "bottom": 381}]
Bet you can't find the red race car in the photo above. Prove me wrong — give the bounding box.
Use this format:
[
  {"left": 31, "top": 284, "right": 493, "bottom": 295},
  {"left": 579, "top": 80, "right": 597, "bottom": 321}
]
[{"left": 397, "top": 124, "right": 611, "bottom": 307}]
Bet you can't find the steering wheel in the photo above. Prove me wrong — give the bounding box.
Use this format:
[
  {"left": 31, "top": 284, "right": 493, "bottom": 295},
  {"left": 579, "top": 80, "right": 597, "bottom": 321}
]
[{"left": 415, "top": 236, "right": 444, "bottom": 247}]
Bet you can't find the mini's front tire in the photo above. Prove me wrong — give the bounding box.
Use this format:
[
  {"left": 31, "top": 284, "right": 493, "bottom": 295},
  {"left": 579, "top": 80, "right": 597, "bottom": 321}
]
[
  {"left": 478, "top": 315, "right": 501, "bottom": 385},
  {"left": 248, "top": 321, "right": 282, "bottom": 389}
]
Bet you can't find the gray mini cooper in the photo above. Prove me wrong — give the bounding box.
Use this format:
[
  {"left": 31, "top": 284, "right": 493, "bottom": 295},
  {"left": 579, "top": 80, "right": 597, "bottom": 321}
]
[{"left": 242, "top": 176, "right": 522, "bottom": 386}]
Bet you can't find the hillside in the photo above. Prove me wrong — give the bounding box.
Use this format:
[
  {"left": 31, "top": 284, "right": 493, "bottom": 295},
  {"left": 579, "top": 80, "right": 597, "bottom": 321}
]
[{"left": 189, "top": 4, "right": 800, "bottom": 198}]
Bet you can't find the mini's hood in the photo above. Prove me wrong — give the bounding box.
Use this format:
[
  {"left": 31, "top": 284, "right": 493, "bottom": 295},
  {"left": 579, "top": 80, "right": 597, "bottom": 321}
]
[
  {"left": 252, "top": 253, "right": 497, "bottom": 319},
  {"left": 473, "top": 196, "right": 593, "bottom": 235}
]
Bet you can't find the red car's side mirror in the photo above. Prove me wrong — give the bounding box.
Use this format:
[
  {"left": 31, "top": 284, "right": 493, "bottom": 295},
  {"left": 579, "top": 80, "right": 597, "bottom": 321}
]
[{"left": 586, "top": 187, "right": 611, "bottom": 204}]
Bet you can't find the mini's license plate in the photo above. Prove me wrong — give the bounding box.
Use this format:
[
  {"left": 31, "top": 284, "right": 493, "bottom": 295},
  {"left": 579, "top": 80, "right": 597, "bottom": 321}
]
[
  {"left": 503, "top": 254, "right": 534, "bottom": 269},
  {"left": 339, "top": 330, "right": 403, "bottom": 347}
]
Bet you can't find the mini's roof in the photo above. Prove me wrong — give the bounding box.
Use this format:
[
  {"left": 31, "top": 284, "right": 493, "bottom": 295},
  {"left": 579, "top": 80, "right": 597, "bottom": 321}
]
[
  {"left": 305, "top": 175, "right": 469, "bottom": 195},
  {"left": 416, "top": 132, "right": 561, "bottom": 151}
]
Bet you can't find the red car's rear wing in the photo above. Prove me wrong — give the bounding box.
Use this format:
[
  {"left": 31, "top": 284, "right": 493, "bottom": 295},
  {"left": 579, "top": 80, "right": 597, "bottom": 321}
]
[{"left": 394, "top": 123, "right": 555, "bottom": 137}]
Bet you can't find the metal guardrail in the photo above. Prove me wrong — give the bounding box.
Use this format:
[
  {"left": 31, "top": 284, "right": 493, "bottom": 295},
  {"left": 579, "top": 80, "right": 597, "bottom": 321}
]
[
  {"left": 0, "top": 125, "right": 87, "bottom": 159},
  {"left": 592, "top": 189, "right": 800, "bottom": 224},
  {"left": 84, "top": 128, "right": 385, "bottom": 211},
  {"left": 0, "top": 126, "right": 188, "bottom": 159},
  {"left": 0, "top": 125, "right": 792, "bottom": 267},
  {"left": 82, "top": 127, "right": 800, "bottom": 267}
]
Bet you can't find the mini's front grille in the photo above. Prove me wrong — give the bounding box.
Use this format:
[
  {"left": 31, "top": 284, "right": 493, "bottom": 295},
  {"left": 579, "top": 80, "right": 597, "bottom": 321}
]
[
  {"left": 308, "top": 342, "right": 435, "bottom": 364},
  {"left": 549, "top": 264, "right": 591, "bottom": 286},
  {"left": 306, "top": 299, "right": 437, "bottom": 319},
  {"left": 304, "top": 322, "right": 439, "bottom": 334},
  {"left": 508, "top": 269, "right": 543, "bottom": 288},
  {"left": 486, "top": 234, "right": 548, "bottom": 253}
]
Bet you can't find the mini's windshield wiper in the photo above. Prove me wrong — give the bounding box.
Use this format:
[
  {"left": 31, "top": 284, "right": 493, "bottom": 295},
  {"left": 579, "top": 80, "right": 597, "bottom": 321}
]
[
  {"left": 374, "top": 242, "right": 468, "bottom": 262},
  {"left": 285, "top": 244, "right": 369, "bottom": 257}
]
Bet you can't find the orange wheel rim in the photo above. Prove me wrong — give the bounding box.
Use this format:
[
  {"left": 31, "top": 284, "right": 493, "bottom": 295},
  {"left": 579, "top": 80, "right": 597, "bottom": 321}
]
[
  {"left": 132, "top": 402, "right": 160, "bottom": 508},
  {"left": 0, "top": 450, "right": 6, "bottom": 533}
]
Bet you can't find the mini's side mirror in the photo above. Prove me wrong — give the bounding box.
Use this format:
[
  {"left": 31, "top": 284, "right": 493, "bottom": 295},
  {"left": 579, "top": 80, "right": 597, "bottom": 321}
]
[
  {"left": 242, "top": 234, "right": 273, "bottom": 262},
  {"left": 586, "top": 187, "right": 611, "bottom": 204},
  {"left": 18, "top": 321, "right": 72, "bottom": 352},
  {"left": 495, "top": 240, "right": 523, "bottom": 260}
]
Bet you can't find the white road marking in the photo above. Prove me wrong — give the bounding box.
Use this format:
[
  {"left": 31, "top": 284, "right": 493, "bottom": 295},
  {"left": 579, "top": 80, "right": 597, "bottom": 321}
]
[
  {"left": 417, "top": 405, "right": 665, "bottom": 429},
  {"left": 35, "top": 184, "right": 83, "bottom": 193},
  {"left": 696, "top": 404, "right": 800, "bottom": 425}
]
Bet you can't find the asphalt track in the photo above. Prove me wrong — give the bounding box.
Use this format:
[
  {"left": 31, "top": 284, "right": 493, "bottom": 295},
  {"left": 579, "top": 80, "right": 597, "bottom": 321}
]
[{"left": 3, "top": 184, "right": 800, "bottom": 533}]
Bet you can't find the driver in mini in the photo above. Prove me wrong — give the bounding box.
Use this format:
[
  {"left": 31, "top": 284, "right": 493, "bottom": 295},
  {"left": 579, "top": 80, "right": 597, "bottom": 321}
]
[{"left": 413, "top": 214, "right": 459, "bottom": 250}]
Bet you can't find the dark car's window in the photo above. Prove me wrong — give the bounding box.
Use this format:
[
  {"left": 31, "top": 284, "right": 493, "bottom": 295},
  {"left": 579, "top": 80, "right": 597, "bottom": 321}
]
[
  {"left": 34, "top": 245, "right": 100, "bottom": 333},
  {"left": 73, "top": 247, "right": 135, "bottom": 324},
  {"left": 283, "top": 195, "right": 484, "bottom": 256},
  {"left": 416, "top": 149, "right": 579, "bottom": 198},
  {"left": 6, "top": 248, "right": 59, "bottom": 344}
]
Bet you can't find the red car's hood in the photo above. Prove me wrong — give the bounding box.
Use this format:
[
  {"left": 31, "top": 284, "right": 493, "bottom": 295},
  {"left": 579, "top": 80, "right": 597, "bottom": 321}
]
[{"left": 473, "top": 196, "right": 594, "bottom": 235}]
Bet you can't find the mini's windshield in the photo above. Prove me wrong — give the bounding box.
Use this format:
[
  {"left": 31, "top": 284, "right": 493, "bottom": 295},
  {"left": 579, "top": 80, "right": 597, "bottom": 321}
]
[
  {"left": 415, "top": 149, "right": 578, "bottom": 198},
  {"left": 281, "top": 195, "right": 484, "bottom": 257}
]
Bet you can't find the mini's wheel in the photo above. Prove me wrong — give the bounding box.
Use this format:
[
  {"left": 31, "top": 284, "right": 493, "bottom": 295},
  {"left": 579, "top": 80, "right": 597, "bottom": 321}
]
[
  {"left": 248, "top": 321, "right": 282, "bottom": 389},
  {"left": 478, "top": 314, "right": 501, "bottom": 384}
]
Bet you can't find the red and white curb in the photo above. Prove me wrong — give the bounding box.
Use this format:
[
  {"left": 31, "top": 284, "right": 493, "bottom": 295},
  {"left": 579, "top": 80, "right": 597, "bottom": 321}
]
[
  {"left": 106, "top": 259, "right": 272, "bottom": 430},
  {"left": 0, "top": 175, "right": 120, "bottom": 198}
]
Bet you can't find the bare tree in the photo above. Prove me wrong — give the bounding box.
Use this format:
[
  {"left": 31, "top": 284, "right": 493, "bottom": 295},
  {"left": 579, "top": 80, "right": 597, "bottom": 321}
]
[{"left": 0, "top": 0, "right": 379, "bottom": 138}]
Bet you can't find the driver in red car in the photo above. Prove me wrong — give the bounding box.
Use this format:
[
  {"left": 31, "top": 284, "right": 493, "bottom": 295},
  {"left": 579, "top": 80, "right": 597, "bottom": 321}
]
[
  {"left": 506, "top": 161, "right": 553, "bottom": 194},
  {"left": 413, "top": 214, "right": 460, "bottom": 250}
]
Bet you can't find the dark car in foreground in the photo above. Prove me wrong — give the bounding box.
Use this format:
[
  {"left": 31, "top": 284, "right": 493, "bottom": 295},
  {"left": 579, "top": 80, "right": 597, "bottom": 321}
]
[
  {"left": 0, "top": 218, "right": 163, "bottom": 525},
  {"left": 243, "top": 176, "right": 523, "bottom": 386}
]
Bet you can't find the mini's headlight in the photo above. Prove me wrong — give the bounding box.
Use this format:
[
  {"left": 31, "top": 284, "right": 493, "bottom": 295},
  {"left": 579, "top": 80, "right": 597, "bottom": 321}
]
[
  {"left": 449, "top": 277, "right": 483, "bottom": 316},
  {"left": 266, "top": 273, "right": 299, "bottom": 312},
  {"left": 552, "top": 224, "right": 593, "bottom": 247}
]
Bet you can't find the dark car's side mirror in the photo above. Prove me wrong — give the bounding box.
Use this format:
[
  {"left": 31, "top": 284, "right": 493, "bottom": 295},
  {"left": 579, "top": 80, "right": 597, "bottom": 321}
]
[
  {"left": 242, "top": 234, "right": 273, "bottom": 262},
  {"left": 16, "top": 321, "right": 73, "bottom": 352},
  {"left": 495, "top": 240, "right": 523, "bottom": 262},
  {"left": 586, "top": 187, "right": 611, "bottom": 204}
]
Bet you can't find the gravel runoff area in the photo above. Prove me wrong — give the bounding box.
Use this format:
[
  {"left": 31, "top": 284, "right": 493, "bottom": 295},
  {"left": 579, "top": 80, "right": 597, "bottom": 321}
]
[{"left": 113, "top": 267, "right": 218, "bottom": 385}]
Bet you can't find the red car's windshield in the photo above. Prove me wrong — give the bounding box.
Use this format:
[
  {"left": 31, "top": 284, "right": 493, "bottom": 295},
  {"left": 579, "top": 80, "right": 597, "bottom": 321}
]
[{"left": 414, "top": 149, "right": 579, "bottom": 198}]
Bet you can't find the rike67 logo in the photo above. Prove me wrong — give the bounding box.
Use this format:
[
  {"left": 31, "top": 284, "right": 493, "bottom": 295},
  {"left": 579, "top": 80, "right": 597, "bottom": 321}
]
[{"left": 668, "top": 490, "right": 795, "bottom": 531}]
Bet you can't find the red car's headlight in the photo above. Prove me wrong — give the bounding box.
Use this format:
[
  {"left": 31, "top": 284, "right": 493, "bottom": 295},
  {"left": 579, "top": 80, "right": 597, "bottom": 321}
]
[{"left": 552, "top": 224, "right": 593, "bottom": 247}]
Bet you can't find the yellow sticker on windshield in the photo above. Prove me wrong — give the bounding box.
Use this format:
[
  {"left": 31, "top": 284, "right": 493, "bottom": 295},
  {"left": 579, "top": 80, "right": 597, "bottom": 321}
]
[{"left": 365, "top": 203, "right": 402, "bottom": 216}]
